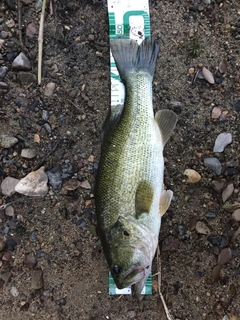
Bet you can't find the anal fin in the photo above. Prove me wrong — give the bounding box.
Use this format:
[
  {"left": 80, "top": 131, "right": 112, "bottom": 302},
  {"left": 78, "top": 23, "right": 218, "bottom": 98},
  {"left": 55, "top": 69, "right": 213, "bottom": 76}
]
[
  {"left": 159, "top": 190, "right": 173, "bottom": 216},
  {"left": 154, "top": 109, "right": 177, "bottom": 146}
]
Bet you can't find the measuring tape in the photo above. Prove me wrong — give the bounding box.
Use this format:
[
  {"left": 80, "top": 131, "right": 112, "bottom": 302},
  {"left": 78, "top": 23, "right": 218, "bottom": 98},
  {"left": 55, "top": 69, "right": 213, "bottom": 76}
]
[{"left": 107, "top": 0, "right": 152, "bottom": 295}]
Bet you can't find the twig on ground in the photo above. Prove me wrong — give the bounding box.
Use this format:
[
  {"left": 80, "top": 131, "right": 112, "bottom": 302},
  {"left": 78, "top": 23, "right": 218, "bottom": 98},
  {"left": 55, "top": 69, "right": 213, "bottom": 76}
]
[
  {"left": 0, "top": 198, "right": 24, "bottom": 210},
  {"left": 49, "top": 0, "right": 53, "bottom": 15},
  {"left": 17, "top": 0, "right": 23, "bottom": 47},
  {"left": 32, "top": 140, "right": 61, "bottom": 171},
  {"left": 67, "top": 99, "right": 82, "bottom": 112},
  {"left": 38, "top": 0, "right": 47, "bottom": 85},
  {"left": 157, "top": 246, "right": 174, "bottom": 320}
]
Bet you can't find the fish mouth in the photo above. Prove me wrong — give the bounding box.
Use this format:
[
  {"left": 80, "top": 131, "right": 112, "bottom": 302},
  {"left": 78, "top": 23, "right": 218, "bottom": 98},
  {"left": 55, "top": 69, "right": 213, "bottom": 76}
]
[{"left": 115, "top": 264, "right": 150, "bottom": 289}]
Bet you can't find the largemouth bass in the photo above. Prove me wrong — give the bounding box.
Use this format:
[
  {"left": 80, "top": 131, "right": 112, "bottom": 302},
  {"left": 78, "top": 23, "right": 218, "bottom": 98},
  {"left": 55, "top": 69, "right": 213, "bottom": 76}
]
[{"left": 95, "top": 37, "right": 177, "bottom": 298}]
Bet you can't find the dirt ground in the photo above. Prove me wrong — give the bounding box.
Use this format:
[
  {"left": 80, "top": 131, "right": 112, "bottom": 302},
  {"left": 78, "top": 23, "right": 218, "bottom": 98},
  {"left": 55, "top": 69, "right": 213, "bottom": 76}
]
[{"left": 0, "top": 0, "right": 240, "bottom": 319}]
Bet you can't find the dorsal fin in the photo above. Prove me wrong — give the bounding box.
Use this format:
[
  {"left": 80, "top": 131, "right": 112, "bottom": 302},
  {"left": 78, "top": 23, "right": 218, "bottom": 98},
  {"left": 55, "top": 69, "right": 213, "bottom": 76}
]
[
  {"left": 135, "top": 181, "right": 154, "bottom": 219},
  {"left": 154, "top": 110, "right": 177, "bottom": 146}
]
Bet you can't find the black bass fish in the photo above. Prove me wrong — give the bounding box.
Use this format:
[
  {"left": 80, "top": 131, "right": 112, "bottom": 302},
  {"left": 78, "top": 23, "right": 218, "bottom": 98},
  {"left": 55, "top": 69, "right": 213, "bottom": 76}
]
[{"left": 95, "top": 37, "right": 177, "bottom": 298}]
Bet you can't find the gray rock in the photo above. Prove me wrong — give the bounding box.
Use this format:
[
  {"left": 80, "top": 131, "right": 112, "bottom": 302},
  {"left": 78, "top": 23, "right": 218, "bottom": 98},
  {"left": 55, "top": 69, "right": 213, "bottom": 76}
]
[
  {"left": 0, "top": 66, "right": 8, "bottom": 80},
  {"left": 204, "top": 158, "right": 222, "bottom": 175},
  {"left": 25, "top": 252, "right": 37, "bottom": 269},
  {"left": 0, "top": 240, "right": 5, "bottom": 251},
  {"left": 79, "top": 180, "right": 91, "bottom": 190},
  {"left": 4, "top": 0, "right": 16, "bottom": 10},
  {"left": 1, "top": 176, "right": 19, "bottom": 196},
  {"left": 0, "top": 134, "right": 18, "bottom": 148},
  {"left": 0, "top": 31, "right": 8, "bottom": 39},
  {"left": 17, "top": 72, "right": 36, "bottom": 85},
  {"left": 12, "top": 52, "right": 31, "bottom": 71},
  {"left": 6, "top": 19, "right": 15, "bottom": 28},
  {"left": 31, "top": 269, "right": 44, "bottom": 290},
  {"left": 213, "top": 133, "right": 232, "bottom": 153},
  {"left": 5, "top": 205, "right": 14, "bottom": 217},
  {"left": 212, "top": 180, "right": 226, "bottom": 192},
  {"left": 0, "top": 81, "right": 8, "bottom": 89},
  {"left": 44, "top": 82, "right": 56, "bottom": 96},
  {"left": 15, "top": 166, "right": 48, "bottom": 196},
  {"left": 21, "top": 148, "right": 37, "bottom": 159},
  {"left": 47, "top": 168, "right": 62, "bottom": 190},
  {"left": 0, "top": 271, "right": 12, "bottom": 283}
]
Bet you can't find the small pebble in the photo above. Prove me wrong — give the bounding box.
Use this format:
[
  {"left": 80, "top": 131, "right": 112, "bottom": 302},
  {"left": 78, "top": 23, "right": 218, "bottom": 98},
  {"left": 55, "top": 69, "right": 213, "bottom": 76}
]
[
  {"left": 6, "top": 237, "right": 17, "bottom": 251},
  {"left": 0, "top": 134, "right": 18, "bottom": 148},
  {"left": 5, "top": 205, "right": 14, "bottom": 217},
  {"left": 44, "top": 82, "right": 56, "bottom": 96},
  {"left": 1, "top": 271, "right": 11, "bottom": 283},
  {"left": 31, "top": 269, "right": 44, "bottom": 290},
  {"left": 79, "top": 180, "right": 91, "bottom": 190},
  {"left": 12, "top": 52, "right": 31, "bottom": 71},
  {"left": 21, "top": 148, "right": 37, "bottom": 159},
  {"left": 47, "top": 168, "right": 62, "bottom": 190},
  {"left": 204, "top": 158, "right": 222, "bottom": 175},
  {"left": 0, "top": 239, "right": 5, "bottom": 251},
  {"left": 196, "top": 221, "right": 210, "bottom": 235},
  {"left": 10, "top": 286, "right": 19, "bottom": 297},
  {"left": 15, "top": 166, "right": 48, "bottom": 196},
  {"left": 25, "top": 252, "right": 37, "bottom": 269},
  {"left": 1, "top": 176, "right": 19, "bottom": 196}
]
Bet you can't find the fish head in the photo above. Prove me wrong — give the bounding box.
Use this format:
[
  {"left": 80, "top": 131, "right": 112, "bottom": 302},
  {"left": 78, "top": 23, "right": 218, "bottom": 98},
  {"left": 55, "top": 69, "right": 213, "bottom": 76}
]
[{"left": 105, "top": 216, "right": 157, "bottom": 298}]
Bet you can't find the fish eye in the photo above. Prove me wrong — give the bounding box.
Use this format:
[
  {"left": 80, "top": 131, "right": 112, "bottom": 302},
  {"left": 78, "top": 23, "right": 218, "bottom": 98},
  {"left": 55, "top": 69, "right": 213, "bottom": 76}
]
[
  {"left": 123, "top": 230, "right": 130, "bottom": 237},
  {"left": 112, "top": 265, "right": 122, "bottom": 275}
]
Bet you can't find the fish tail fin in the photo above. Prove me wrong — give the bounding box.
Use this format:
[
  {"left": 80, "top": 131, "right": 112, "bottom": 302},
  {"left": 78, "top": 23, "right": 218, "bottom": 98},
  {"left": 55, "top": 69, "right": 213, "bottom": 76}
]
[{"left": 110, "top": 37, "right": 160, "bottom": 82}]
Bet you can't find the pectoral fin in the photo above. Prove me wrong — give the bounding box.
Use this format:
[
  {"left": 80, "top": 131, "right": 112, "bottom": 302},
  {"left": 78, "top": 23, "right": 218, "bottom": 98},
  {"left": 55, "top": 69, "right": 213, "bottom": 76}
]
[
  {"left": 155, "top": 110, "right": 177, "bottom": 146},
  {"left": 159, "top": 190, "right": 173, "bottom": 216},
  {"left": 135, "top": 181, "right": 154, "bottom": 219}
]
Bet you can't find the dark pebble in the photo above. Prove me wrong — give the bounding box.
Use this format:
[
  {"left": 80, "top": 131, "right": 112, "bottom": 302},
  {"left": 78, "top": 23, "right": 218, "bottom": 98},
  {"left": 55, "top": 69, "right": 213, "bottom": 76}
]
[
  {"left": 43, "top": 123, "right": 52, "bottom": 134},
  {"left": 83, "top": 208, "right": 92, "bottom": 219},
  {"left": 6, "top": 237, "right": 17, "bottom": 251},
  {"left": 59, "top": 114, "right": 67, "bottom": 123},
  {"left": 194, "top": 271, "right": 204, "bottom": 277},
  {"left": 47, "top": 168, "right": 62, "bottom": 189},
  {"left": 0, "top": 66, "right": 8, "bottom": 80},
  {"left": 29, "top": 100, "right": 39, "bottom": 111},
  {"left": 227, "top": 167, "right": 239, "bottom": 176},
  {"left": 77, "top": 219, "right": 87, "bottom": 228},
  {"left": 30, "top": 231, "right": 37, "bottom": 240},
  {"left": 6, "top": 52, "right": 17, "bottom": 62},
  {"left": 25, "top": 252, "right": 37, "bottom": 269},
  {"left": 1, "top": 149, "right": 9, "bottom": 157},
  {"left": 61, "top": 161, "right": 77, "bottom": 179},
  {"left": 234, "top": 100, "right": 240, "bottom": 112},
  {"left": 72, "top": 217, "right": 77, "bottom": 225},
  {"left": 28, "top": 205, "right": 34, "bottom": 214},
  {"left": 214, "top": 77, "right": 223, "bottom": 85},
  {"left": 4, "top": 0, "right": 16, "bottom": 10},
  {"left": 178, "top": 225, "right": 186, "bottom": 236},
  {"left": 189, "top": 5, "right": 198, "bottom": 12},
  {"left": 173, "top": 103, "right": 182, "bottom": 114},
  {"left": 3, "top": 226, "right": 9, "bottom": 234},
  {"left": 207, "top": 236, "right": 227, "bottom": 248},
  {"left": 0, "top": 31, "right": 8, "bottom": 39},
  {"left": 231, "top": 249, "right": 238, "bottom": 257},
  {"left": 206, "top": 212, "right": 216, "bottom": 218},
  {"left": 56, "top": 298, "right": 66, "bottom": 306}
]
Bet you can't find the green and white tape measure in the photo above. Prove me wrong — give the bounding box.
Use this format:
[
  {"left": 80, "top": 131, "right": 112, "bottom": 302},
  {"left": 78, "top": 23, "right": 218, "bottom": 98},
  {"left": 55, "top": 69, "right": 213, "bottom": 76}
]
[
  {"left": 107, "top": 0, "right": 152, "bottom": 295},
  {"left": 109, "top": 273, "right": 152, "bottom": 295}
]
